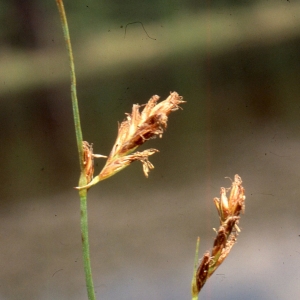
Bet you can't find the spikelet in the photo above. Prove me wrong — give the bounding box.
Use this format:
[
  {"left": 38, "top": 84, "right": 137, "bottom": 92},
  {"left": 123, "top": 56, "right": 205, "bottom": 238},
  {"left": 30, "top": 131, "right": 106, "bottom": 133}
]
[
  {"left": 192, "top": 175, "right": 246, "bottom": 295},
  {"left": 76, "top": 92, "right": 185, "bottom": 189}
]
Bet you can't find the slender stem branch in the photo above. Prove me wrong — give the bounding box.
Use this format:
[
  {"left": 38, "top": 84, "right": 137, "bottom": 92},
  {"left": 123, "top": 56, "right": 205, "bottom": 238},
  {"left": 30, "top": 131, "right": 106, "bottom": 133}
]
[
  {"left": 56, "top": 0, "right": 83, "bottom": 170},
  {"left": 191, "top": 237, "right": 200, "bottom": 300},
  {"left": 56, "top": 1, "right": 96, "bottom": 299}
]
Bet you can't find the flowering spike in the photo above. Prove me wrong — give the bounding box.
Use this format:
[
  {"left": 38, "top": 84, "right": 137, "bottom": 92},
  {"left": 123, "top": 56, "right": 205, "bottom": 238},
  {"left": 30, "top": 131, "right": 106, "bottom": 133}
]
[
  {"left": 194, "top": 175, "right": 246, "bottom": 294},
  {"left": 76, "top": 92, "right": 185, "bottom": 190}
]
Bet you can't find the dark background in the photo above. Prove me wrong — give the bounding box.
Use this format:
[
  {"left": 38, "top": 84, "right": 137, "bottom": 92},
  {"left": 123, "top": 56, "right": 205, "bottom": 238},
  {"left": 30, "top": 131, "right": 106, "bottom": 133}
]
[{"left": 1, "top": 0, "right": 300, "bottom": 299}]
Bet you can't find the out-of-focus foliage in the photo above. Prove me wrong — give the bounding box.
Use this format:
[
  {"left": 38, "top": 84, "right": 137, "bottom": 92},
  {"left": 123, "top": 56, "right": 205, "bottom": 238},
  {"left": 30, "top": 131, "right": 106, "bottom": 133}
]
[
  {"left": 1, "top": 0, "right": 299, "bottom": 201},
  {"left": 0, "top": 0, "right": 259, "bottom": 48}
]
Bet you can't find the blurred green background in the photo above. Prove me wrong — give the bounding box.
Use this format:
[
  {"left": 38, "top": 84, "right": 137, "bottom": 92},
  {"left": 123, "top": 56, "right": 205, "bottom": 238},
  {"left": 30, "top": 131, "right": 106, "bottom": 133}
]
[{"left": 1, "top": 0, "right": 300, "bottom": 299}]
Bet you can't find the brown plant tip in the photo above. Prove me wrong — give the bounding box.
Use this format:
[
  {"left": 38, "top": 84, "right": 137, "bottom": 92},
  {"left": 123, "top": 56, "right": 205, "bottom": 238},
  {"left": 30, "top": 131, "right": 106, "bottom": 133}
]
[
  {"left": 76, "top": 92, "right": 185, "bottom": 190},
  {"left": 228, "top": 174, "right": 246, "bottom": 216},
  {"left": 214, "top": 174, "right": 245, "bottom": 226},
  {"left": 194, "top": 174, "right": 246, "bottom": 294},
  {"left": 107, "top": 91, "right": 185, "bottom": 161}
]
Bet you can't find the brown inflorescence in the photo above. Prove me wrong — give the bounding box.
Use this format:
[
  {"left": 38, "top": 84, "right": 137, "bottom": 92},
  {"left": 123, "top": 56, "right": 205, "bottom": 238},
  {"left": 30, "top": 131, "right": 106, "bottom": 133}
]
[
  {"left": 192, "top": 174, "right": 246, "bottom": 295},
  {"left": 76, "top": 92, "right": 185, "bottom": 189}
]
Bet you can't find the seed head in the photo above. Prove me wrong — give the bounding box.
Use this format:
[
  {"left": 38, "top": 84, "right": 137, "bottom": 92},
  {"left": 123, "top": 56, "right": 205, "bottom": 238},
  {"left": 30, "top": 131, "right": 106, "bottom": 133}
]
[{"left": 76, "top": 92, "right": 185, "bottom": 189}]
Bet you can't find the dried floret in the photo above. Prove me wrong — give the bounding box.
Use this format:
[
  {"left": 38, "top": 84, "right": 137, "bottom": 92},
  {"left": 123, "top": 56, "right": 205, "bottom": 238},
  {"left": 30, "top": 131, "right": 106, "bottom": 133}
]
[{"left": 76, "top": 92, "right": 185, "bottom": 189}]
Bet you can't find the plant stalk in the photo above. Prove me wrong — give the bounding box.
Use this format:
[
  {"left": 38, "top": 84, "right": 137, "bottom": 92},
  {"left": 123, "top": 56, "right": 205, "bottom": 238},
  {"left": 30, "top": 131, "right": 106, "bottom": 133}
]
[
  {"left": 80, "top": 189, "right": 95, "bottom": 300},
  {"left": 191, "top": 237, "right": 200, "bottom": 300},
  {"left": 56, "top": 1, "right": 96, "bottom": 299}
]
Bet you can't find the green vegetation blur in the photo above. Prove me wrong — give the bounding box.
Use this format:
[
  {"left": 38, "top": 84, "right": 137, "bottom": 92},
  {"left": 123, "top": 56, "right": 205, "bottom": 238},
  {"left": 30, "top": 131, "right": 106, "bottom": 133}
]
[{"left": 1, "top": 0, "right": 299, "bottom": 201}]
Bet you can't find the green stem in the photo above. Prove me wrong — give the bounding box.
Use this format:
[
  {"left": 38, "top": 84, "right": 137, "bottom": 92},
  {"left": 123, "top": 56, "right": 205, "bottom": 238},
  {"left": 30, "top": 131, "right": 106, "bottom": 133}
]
[
  {"left": 191, "top": 237, "right": 200, "bottom": 300},
  {"left": 56, "top": 1, "right": 96, "bottom": 299},
  {"left": 80, "top": 190, "right": 96, "bottom": 300},
  {"left": 56, "top": 0, "right": 83, "bottom": 170}
]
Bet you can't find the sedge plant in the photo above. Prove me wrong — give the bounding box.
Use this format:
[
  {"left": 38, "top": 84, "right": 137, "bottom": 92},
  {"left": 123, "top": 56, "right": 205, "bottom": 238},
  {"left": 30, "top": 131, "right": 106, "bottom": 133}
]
[
  {"left": 56, "top": 1, "right": 185, "bottom": 299},
  {"left": 56, "top": 1, "right": 246, "bottom": 299}
]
